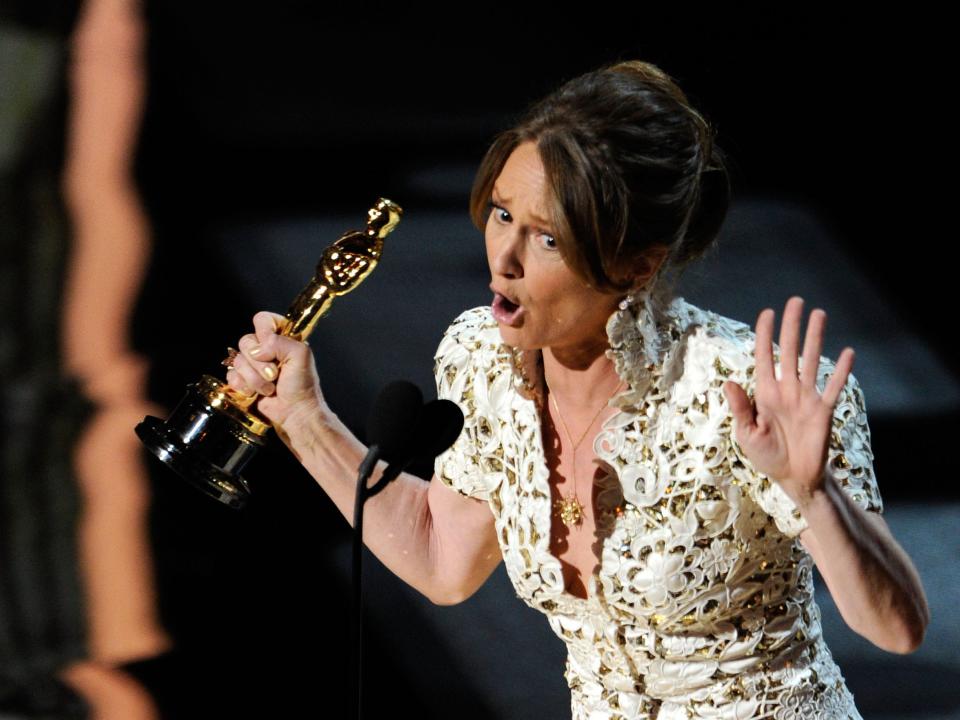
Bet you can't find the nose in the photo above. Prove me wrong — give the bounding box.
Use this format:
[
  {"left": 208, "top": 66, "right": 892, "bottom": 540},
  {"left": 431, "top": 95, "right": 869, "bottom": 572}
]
[{"left": 489, "top": 228, "right": 524, "bottom": 279}]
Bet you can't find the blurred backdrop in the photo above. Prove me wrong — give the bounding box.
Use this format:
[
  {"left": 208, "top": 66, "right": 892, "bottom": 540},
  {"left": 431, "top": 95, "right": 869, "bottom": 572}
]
[{"left": 1, "top": 3, "right": 957, "bottom": 719}]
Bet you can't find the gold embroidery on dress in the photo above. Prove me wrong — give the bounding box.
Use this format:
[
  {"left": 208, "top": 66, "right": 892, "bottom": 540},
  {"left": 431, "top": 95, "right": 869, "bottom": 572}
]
[{"left": 431, "top": 297, "right": 880, "bottom": 719}]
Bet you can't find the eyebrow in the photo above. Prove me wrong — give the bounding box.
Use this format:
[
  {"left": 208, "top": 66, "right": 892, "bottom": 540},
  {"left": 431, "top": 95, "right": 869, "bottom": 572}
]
[{"left": 492, "top": 185, "right": 553, "bottom": 228}]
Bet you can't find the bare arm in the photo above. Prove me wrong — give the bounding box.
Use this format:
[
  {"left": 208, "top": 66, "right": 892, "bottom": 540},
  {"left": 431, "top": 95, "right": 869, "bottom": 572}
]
[
  {"left": 799, "top": 471, "right": 929, "bottom": 654},
  {"left": 724, "top": 297, "right": 929, "bottom": 655},
  {"left": 223, "top": 312, "right": 502, "bottom": 607},
  {"left": 277, "top": 405, "right": 502, "bottom": 606}
]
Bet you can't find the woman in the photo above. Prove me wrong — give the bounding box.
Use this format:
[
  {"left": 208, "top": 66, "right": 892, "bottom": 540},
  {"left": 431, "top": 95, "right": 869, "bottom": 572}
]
[{"left": 224, "top": 60, "right": 929, "bottom": 718}]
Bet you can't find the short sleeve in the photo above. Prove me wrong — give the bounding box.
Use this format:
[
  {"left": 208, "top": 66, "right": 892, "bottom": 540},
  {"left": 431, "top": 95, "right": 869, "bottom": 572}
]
[
  {"left": 432, "top": 309, "right": 495, "bottom": 502},
  {"left": 727, "top": 353, "right": 884, "bottom": 538}
]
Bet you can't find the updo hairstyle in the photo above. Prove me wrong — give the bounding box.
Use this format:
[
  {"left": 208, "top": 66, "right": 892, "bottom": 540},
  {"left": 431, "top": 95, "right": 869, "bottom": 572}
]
[{"left": 469, "top": 59, "right": 732, "bottom": 299}]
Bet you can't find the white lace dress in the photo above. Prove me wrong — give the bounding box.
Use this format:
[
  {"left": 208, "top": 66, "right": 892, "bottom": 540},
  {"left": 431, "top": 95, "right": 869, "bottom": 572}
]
[{"left": 432, "top": 291, "right": 882, "bottom": 720}]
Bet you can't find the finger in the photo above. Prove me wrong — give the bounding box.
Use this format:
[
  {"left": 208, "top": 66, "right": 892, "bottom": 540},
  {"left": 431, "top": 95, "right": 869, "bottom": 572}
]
[
  {"left": 822, "top": 347, "right": 855, "bottom": 408},
  {"left": 237, "top": 332, "right": 279, "bottom": 383},
  {"left": 230, "top": 346, "right": 277, "bottom": 396},
  {"left": 754, "top": 307, "right": 777, "bottom": 386},
  {"left": 722, "top": 380, "right": 756, "bottom": 433},
  {"left": 240, "top": 331, "right": 272, "bottom": 362},
  {"left": 237, "top": 312, "right": 288, "bottom": 382},
  {"left": 226, "top": 367, "right": 257, "bottom": 397},
  {"left": 269, "top": 334, "right": 322, "bottom": 399},
  {"left": 253, "top": 310, "right": 288, "bottom": 346},
  {"left": 778, "top": 296, "right": 803, "bottom": 386},
  {"left": 800, "top": 308, "right": 826, "bottom": 388}
]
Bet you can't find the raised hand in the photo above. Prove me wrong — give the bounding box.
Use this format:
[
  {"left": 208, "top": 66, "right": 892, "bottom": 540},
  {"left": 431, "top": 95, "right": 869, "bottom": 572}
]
[
  {"left": 721, "top": 296, "right": 856, "bottom": 509},
  {"left": 225, "top": 310, "right": 327, "bottom": 438}
]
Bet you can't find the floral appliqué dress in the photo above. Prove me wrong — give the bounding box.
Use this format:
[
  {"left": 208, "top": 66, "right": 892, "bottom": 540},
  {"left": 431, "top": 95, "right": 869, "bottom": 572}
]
[{"left": 432, "top": 292, "right": 882, "bottom": 720}]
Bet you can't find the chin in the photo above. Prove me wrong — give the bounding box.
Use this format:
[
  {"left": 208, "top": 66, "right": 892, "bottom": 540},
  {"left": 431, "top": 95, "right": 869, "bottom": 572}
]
[{"left": 495, "top": 324, "right": 532, "bottom": 350}]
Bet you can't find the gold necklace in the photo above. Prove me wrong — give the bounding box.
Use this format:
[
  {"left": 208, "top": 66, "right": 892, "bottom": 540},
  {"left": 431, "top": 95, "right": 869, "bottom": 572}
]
[{"left": 549, "top": 378, "right": 625, "bottom": 527}]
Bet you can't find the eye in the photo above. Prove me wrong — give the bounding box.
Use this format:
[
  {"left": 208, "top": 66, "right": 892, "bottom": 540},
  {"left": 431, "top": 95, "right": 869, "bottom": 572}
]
[
  {"left": 488, "top": 201, "right": 510, "bottom": 224},
  {"left": 488, "top": 200, "right": 557, "bottom": 250},
  {"left": 538, "top": 233, "right": 558, "bottom": 251}
]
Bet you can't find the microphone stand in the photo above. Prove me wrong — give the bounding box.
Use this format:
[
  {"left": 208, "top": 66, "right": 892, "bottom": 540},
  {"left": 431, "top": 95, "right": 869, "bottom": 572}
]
[
  {"left": 346, "top": 386, "right": 461, "bottom": 719},
  {"left": 350, "top": 456, "right": 373, "bottom": 720},
  {"left": 349, "top": 451, "right": 406, "bottom": 720}
]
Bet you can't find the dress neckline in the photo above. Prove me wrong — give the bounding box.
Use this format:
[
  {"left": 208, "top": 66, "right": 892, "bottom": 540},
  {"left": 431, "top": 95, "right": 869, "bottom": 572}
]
[
  {"left": 538, "top": 389, "right": 616, "bottom": 606},
  {"left": 514, "top": 350, "right": 631, "bottom": 607},
  {"left": 499, "top": 289, "right": 684, "bottom": 609}
]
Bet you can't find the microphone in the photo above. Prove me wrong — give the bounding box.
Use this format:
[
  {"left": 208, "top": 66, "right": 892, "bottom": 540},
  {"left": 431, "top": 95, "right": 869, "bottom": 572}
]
[
  {"left": 357, "top": 381, "right": 424, "bottom": 484},
  {"left": 413, "top": 397, "right": 465, "bottom": 460},
  {"left": 365, "top": 397, "right": 464, "bottom": 497},
  {"left": 358, "top": 382, "right": 465, "bottom": 497}
]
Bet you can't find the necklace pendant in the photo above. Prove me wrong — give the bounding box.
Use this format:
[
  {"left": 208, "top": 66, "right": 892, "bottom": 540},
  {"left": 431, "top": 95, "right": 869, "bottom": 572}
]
[{"left": 555, "top": 496, "right": 584, "bottom": 526}]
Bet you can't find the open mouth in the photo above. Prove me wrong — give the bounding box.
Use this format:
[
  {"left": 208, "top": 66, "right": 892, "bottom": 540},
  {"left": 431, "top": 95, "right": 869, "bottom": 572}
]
[{"left": 491, "top": 292, "right": 524, "bottom": 326}]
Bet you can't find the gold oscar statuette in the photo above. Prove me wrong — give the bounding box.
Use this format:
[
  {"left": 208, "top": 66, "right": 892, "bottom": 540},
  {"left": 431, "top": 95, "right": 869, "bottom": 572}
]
[{"left": 135, "top": 198, "right": 403, "bottom": 508}]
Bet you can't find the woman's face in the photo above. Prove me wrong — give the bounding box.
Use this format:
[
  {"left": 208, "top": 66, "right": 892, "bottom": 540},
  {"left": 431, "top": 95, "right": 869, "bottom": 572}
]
[{"left": 485, "top": 140, "right": 621, "bottom": 356}]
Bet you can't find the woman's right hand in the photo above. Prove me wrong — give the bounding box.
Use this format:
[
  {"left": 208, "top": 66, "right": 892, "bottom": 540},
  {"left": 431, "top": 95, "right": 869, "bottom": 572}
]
[{"left": 225, "top": 310, "right": 328, "bottom": 441}]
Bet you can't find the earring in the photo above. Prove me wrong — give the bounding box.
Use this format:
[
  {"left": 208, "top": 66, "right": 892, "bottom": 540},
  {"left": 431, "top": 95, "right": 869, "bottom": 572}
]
[{"left": 618, "top": 283, "right": 648, "bottom": 311}]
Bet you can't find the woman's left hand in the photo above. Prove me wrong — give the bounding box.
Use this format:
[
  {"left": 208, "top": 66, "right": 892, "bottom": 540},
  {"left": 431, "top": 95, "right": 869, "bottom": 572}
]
[{"left": 721, "top": 296, "right": 855, "bottom": 510}]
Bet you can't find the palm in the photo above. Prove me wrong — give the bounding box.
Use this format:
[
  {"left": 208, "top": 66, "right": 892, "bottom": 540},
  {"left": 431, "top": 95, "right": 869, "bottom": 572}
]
[{"left": 721, "top": 296, "right": 855, "bottom": 506}]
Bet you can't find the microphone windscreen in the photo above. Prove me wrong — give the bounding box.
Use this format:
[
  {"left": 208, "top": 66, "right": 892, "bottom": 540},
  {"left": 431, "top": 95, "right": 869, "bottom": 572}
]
[
  {"left": 367, "top": 381, "right": 423, "bottom": 463},
  {"left": 415, "top": 399, "right": 465, "bottom": 460}
]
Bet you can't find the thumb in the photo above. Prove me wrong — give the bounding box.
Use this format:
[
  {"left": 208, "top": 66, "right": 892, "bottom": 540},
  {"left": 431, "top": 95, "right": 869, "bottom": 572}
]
[{"left": 722, "top": 380, "right": 755, "bottom": 436}]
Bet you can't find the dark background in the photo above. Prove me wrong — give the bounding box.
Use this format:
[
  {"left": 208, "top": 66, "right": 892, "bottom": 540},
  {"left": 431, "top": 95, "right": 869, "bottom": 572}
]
[
  {"left": 131, "top": 6, "right": 960, "bottom": 719},
  {"left": 5, "top": 5, "right": 958, "bottom": 718},
  {"left": 134, "top": 6, "right": 956, "bottom": 372}
]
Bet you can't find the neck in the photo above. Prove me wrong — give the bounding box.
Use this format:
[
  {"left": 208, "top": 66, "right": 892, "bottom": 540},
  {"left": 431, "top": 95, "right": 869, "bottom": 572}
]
[{"left": 541, "top": 340, "right": 623, "bottom": 413}]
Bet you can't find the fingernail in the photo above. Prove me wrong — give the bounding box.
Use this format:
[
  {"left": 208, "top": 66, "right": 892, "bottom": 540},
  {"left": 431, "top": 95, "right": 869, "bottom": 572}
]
[
  {"left": 261, "top": 365, "right": 276, "bottom": 381},
  {"left": 249, "top": 344, "right": 262, "bottom": 357}
]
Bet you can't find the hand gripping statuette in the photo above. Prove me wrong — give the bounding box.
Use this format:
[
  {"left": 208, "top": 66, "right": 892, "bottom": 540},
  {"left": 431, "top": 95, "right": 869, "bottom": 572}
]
[{"left": 135, "top": 198, "right": 403, "bottom": 509}]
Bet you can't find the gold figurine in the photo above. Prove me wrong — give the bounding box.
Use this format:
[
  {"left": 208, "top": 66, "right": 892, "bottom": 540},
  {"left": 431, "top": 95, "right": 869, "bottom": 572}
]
[
  {"left": 136, "top": 198, "right": 403, "bottom": 508},
  {"left": 209, "top": 198, "right": 401, "bottom": 422},
  {"left": 282, "top": 198, "right": 401, "bottom": 341}
]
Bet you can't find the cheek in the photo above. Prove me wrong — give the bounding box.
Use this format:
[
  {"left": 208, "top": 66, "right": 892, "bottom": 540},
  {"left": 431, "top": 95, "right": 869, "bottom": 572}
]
[
  {"left": 557, "top": 289, "right": 613, "bottom": 328},
  {"left": 484, "top": 223, "right": 510, "bottom": 270},
  {"left": 539, "top": 285, "right": 581, "bottom": 325}
]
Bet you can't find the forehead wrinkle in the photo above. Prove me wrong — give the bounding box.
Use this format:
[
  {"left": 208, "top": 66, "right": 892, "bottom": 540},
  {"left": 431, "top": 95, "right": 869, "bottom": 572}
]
[{"left": 492, "top": 183, "right": 554, "bottom": 229}]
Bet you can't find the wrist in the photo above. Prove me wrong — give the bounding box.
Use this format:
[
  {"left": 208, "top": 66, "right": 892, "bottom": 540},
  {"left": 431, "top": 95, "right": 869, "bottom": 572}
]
[
  {"left": 793, "top": 469, "right": 837, "bottom": 515},
  {"left": 277, "top": 396, "right": 339, "bottom": 458}
]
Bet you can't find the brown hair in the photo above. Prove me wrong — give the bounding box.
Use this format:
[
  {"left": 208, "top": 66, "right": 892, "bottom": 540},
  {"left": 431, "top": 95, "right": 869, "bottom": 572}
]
[{"left": 469, "top": 59, "right": 731, "bottom": 297}]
